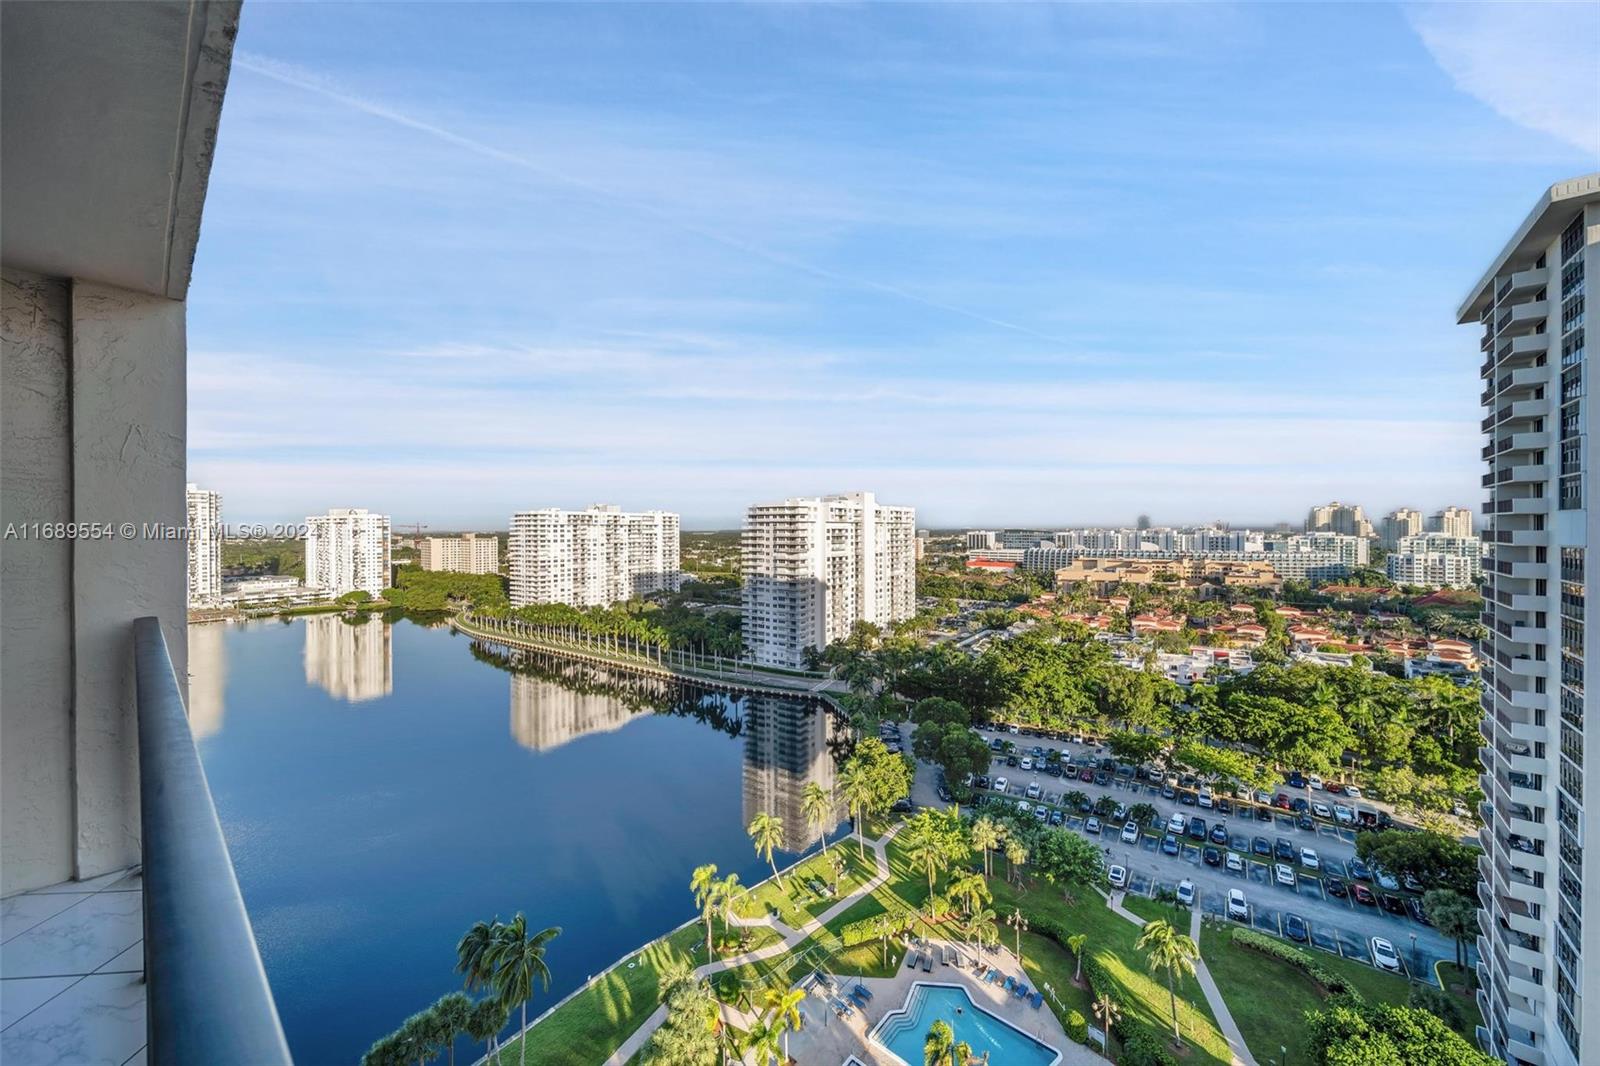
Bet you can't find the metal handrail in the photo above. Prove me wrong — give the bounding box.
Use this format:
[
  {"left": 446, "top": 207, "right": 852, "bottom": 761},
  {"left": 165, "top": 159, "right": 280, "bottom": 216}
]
[{"left": 133, "top": 617, "right": 292, "bottom": 1065}]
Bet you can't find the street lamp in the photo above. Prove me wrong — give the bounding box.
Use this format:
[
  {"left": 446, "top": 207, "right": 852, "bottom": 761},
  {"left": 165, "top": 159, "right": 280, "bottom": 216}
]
[
  {"left": 1409, "top": 932, "right": 1419, "bottom": 977},
  {"left": 1281, "top": 1045, "right": 1289, "bottom": 1066}
]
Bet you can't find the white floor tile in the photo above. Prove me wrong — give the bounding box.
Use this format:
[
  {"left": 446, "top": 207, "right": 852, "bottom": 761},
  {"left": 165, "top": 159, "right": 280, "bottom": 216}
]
[
  {"left": 0, "top": 972, "right": 145, "bottom": 1066},
  {"left": 0, "top": 892, "right": 141, "bottom": 979}
]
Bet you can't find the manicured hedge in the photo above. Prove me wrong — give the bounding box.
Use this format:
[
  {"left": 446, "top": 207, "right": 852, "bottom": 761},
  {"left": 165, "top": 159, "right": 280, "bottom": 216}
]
[
  {"left": 1065, "top": 1009, "right": 1088, "bottom": 1043},
  {"left": 839, "top": 908, "right": 915, "bottom": 948},
  {"left": 1228, "top": 927, "right": 1364, "bottom": 1002}
]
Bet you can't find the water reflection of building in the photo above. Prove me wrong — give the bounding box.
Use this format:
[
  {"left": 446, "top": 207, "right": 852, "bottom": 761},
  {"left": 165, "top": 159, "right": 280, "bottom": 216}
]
[
  {"left": 186, "top": 622, "right": 227, "bottom": 739},
  {"left": 508, "top": 673, "right": 636, "bottom": 752},
  {"left": 303, "top": 614, "right": 392, "bottom": 703},
  {"left": 742, "top": 695, "right": 840, "bottom": 853}
]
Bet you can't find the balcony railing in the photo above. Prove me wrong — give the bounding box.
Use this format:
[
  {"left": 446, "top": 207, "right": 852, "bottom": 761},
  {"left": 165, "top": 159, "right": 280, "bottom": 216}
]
[{"left": 134, "top": 617, "right": 293, "bottom": 1065}]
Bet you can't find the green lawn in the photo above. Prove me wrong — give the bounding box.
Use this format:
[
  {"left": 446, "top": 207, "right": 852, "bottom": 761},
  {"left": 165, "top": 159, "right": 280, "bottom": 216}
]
[
  {"left": 1121, "top": 893, "right": 1189, "bottom": 927},
  {"left": 730, "top": 845, "right": 878, "bottom": 929},
  {"left": 1198, "top": 922, "right": 1416, "bottom": 1064}
]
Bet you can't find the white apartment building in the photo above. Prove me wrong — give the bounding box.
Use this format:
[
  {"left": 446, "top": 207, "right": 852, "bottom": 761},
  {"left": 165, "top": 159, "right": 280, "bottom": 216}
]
[
  {"left": 1306, "top": 501, "right": 1375, "bottom": 538},
  {"left": 1430, "top": 505, "right": 1476, "bottom": 539},
  {"left": 1270, "top": 531, "right": 1370, "bottom": 568},
  {"left": 185, "top": 483, "right": 222, "bottom": 607},
  {"left": 304, "top": 508, "right": 392, "bottom": 598},
  {"left": 419, "top": 533, "right": 499, "bottom": 574},
  {"left": 965, "top": 530, "right": 998, "bottom": 550},
  {"left": 1381, "top": 507, "right": 1424, "bottom": 549},
  {"left": 742, "top": 492, "right": 916, "bottom": 668},
  {"left": 507, "top": 505, "right": 680, "bottom": 608},
  {"left": 1385, "top": 551, "right": 1481, "bottom": 589},
  {"left": 1458, "top": 174, "right": 1598, "bottom": 1066}
]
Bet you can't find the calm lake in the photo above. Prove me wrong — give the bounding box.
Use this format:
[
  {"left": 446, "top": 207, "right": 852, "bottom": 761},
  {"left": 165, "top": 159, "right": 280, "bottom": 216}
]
[{"left": 189, "top": 614, "right": 845, "bottom": 1065}]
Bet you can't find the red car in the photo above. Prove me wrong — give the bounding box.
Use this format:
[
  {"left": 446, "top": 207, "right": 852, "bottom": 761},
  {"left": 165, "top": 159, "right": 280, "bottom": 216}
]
[
  {"left": 1079, "top": 768, "right": 1095, "bottom": 783},
  {"left": 1273, "top": 793, "right": 1292, "bottom": 810},
  {"left": 1326, "top": 783, "right": 1346, "bottom": 796},
  {"left": 1352, "top": 883, "right": 1377, "bottom": 907}
]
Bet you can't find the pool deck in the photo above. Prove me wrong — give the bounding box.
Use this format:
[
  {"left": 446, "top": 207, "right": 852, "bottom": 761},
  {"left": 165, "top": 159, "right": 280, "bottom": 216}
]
[{"left": 779, "top": 938, "right": 1102, "bottom": 1066}]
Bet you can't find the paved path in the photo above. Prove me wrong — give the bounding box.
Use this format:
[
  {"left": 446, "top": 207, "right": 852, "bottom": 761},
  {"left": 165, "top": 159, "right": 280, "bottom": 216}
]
[
  {"left": 1104, "top": 891, "right": 1257, "bottom": 1066},
  {"left": 599, "top": 827, "right": 902, "bottom": 1066}
]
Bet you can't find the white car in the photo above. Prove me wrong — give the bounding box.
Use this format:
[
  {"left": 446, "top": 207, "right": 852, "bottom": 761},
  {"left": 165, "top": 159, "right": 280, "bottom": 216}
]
[
  {"left": 1176, "top": 880, "right": 1196, "bottom": 906},
  {"left": 1025, "top": 781, "right": 1042, "bottom": 799},
  {"left": 993, "top": 777, "right": 1009, "bottom": 793},
  {"left": 1085, "top": 817, "right": 1102, "bottom": 835},
  {"left": 1375, "top": 869, "right": 1400, "bottom": 892},
  {"left": 1016, "top": 800, "right": 1033, "bottom": 814},
  {"left": 1307, "top": 774, "right": 1324, "bottom": 791},
  {"left": 1333, "top": 804, "right": 1355, "bottom": 825},
  {"left": 1121, "top": 821, "right": 1140, "bottom": 844},
  {"left": 1008, "top": 725, "right": 1020, "bottom": 734},
  {"left": 1197, "top": 788, "right": 1214, "bottom": 809},
  {"left": 1108, "top": 865, "right": 1128, "bottom": 889},
  {"left": 1020, "top": 757, "right": 1033, "bottom": 771},
  {"left": 1311, "top": 801, "right": 1332, "bottom": 819},
  {"left": 1274, "top": 863, "right": 1296, "bottom": 887},
  {"left": 1300, "top": 847, "right": 1320, "bottom": 870},
  {"left": 1225, "top": 850, "right": 1244, "bottom": 872},
  {"left": 1371, "top": 936, "right": 1402, "bottom": 973},
  {"left": 1167, "top": 812, "right": 1188, "bottom": 834},
  {"left": 1227, "top": 888, "right": 1249, "bottom": 920},
  {"left": 1344, "top": 785, "right": 1363, "bottom": 799}
]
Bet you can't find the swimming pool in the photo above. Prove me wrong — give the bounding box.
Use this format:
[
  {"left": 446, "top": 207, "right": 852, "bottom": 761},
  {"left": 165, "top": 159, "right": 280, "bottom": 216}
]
[{"left": 870, "top": 982, "right": 1060, "bottom": 1066}]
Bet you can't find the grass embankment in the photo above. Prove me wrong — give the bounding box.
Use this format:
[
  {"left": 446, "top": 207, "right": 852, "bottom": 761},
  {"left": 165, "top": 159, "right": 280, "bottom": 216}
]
[
  {"left": 1199, "top": 923, "right": 1418, "bottom": 1062},
  {"left": 731, "top": 845, "right": 879, "bottom": 929}
]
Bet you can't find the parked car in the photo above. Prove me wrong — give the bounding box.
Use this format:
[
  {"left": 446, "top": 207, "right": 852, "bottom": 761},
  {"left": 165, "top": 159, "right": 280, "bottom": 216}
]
[
  {"left": 1349, "top": 858, "right": 1372, "bottom": 881},
  {"left": 1345, "top": 785, "right": 1364, "bottom": 799},
  {"left": 1296, "top": 813, "right": 1315, "bottom": 831},
  {"left": 1025, "top": 781, "right": 1042, "bottom": 799},
  {"left": 1273, "top": 793, "right": 1292, "bottom": 810},
  {"left": 1333, "top": 804, "right": 1355, "bottom": 825},
  {"left": 1380, "top": 894, "right": 1407, "bottom": 916},
  {"left": 1006, "top": 755, "right": 1019, "bottom": 767},
  {"left": 1300, "top": 847, "right": 1320, "bottom": 870},
  {"left": 1176, "top": 880, "right": 1196, "bottom": 906},
  {"left": 1291, "top": 797, "right": 1310, "bottom": 814},
  {"left": 1161, "top": 834, "right": 1180, "bottom": 855},
  {"left": 1227, "top": 888, "right": 1249, "bottom": 920},
  {"left": 1274, "top": 863, "right": 1296, "bottom": 887},
  {"left": 1198, "top": 788, "right": 1214, "bottom": 809},
  {"left": 1079, "top": 768, "right": 1095, "bottom": 783},
  {"left": 1217, "top": 797, "right": 1233, "bottom": 814},
  {"left": 1325, "top": 876, "right": 1348, "bottom": 898},
  {"left": 976, "top": 775, "right": 991, "bottom": 790},
  {"left": 1255, "top": 805, "right": 1273, "bottom": 823},
  {"left": 1284, "top": 913, "right": 1308, "bottom": 942},
  {"left": 1168, "top": 812, "right": 1188, "bottom": 834},
  {"left": 1252, "top": 836, "right": 1272, "bottom": 857},
  {"left": 993, "top": 777, "right": 1009, "bottom": 793},
  {"left": 1286, "top": 772, "right": 1306, "bottom": 789},
  {"left": 1308, "top": 774, "right": 1324, "bottom": 791},
  {"left": 1049, "top": 809, "right": 1065, "bottom": 827},
  {"left": 1225, "top": 851, "right": 1244, "bottom": 872},
  {"left": 1034, "top": 806, "right": 1049, "bottom": 822},
  {"left": 1275, "top": 838, "right": 1296, "bottom": 861},
  {"left": 936, "top": 785, "right": 954, "bottom": 803},
  {"left": 1375, "top": 869, "right": 1400, "bottom": 892},
  {"left": 1161, "top": 784, "right": 1177, "bottom": 800},
  {"left": 1209, "top": 822, "right": 1228, "bottom": 844},
  {"left": 1121, "top": 821, "right": 1140, "bottom": 844},
  {"left": 1402, "top": 873, "right": 1425, "bottom": 894},
  {"left": 1019, "top": 757, "right": 1034, "bottom": 772},
  {"left": 1406, "top": 897, "right": 1431, "bottom": 926},
  {"left": 1203, "top": 845, "right": 1222, "bottom": 867},
  {"left": 1187, "top": 816, "right": 1207, "bottom": 841},
  {"left": 1016, "top": 801, "right": 1032, "bottom": 814},
  {"left": 1108, "top": 865, "right": 1128, "bottom": 889},
  {"left": 1046, "top": 763, "right": 1063, "bottom": 778},
  {"left": 1179, "top": 790, "right": 1198, "bottom": 806},
  {"left": 1352, "top": 883, "right": 1377, "bottom": 906},
  {"left": 1094, "top": 771, "right": 1111, "bottom": 787},
  {"left": 1371, "top": 936, "right": 1402, "bottom": 972},
  {"left": 1311, "top": 801, "right": 1333, "bottom": 819},
  {"left": 1085, "top": 817, "right": 1102, "bottom": 835}
]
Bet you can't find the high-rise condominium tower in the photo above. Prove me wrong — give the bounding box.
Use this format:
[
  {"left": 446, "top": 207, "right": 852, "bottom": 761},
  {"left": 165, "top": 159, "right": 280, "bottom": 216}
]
[
  {"left": 507, "top": 505, "right": 680, "bottom": 608},
  {"left": 1305, "top": 500, "right": 1374, "bottom": 538},
  {"left": 304, "top": 508, "right": 391, "bottom": 597},
  {"left": 185, "top": 483, "right": 222, "bottom": 607},
  {"left": 1458, "top": 173, "right": 1598, "bottom": 1066},
  {"left": 1429, "top": 505, "right": 1475, "bottom": 539},
  {"left": 742, "top": 492, "right": 916, "bottom": 669},
  {"left": 1381, "top": 507, "right": 1423, "bottom": 549}
]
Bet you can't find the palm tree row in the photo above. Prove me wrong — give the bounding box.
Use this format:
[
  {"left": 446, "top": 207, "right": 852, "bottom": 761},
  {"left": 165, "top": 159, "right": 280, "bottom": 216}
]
[
  {"left": 362, "top": 992, "right": 502, "bottom": 1066},
  {"left": 642, "top": 963, "right": 806, "bottom": 1066},
  {"left": 689, "top": 863, "right": 745, "bottom": 956}
]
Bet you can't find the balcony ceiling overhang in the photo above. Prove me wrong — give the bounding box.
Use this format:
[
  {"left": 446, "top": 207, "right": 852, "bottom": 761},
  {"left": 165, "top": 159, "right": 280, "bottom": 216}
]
[
  {"left": 1456, "top": 173, "right": 1600, "bottom": 325},
  {"left": 1, "top": 0, "right": 240, "bottom": 300}
]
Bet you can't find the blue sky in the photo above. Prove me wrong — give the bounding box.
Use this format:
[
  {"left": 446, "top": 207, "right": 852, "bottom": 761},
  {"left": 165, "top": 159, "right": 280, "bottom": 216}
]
[{"left": 188, "top": 2, "right": 1599, "bottom": 529}]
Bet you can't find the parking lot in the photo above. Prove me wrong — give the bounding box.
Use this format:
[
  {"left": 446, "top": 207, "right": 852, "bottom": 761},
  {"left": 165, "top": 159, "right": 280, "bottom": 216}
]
[{"left": 965, "top": 726, "right": 1472, "bottom": 979}]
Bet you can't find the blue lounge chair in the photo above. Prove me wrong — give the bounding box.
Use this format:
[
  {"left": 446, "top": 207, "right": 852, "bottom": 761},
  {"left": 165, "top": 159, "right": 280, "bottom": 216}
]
[
  {"left": 921, "top": 954, "right": 933, "bottom": 973},
  {"left": 1015, "top": 983, "right": 1030, "bottom": 999},
  {"left": 986, "top": 968, "right": 1000, "bottom": 984},
  {"left": 1003, "top": 976, "right": 1017, "bottom": 993},
  {"left": 853, "top": 984, "right": 874, "bottom": 1001},
  {"left": 905, "top": 951, "right": 919, "bottom": 969},
  {"left": 1030, "top": 991, "right": 1044, "bottom": 1010}
]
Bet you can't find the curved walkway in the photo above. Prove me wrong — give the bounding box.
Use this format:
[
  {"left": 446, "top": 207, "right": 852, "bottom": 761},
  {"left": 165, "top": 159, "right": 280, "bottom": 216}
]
[
  {"left": 1105, "top": 890, "right": 1257, "bottom": 1066},
  {"left": 601, "top": 827, "right": 903, "bottom": 1065}
]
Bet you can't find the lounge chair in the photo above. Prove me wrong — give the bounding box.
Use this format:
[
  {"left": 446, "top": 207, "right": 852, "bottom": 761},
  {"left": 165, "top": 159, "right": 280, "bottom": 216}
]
[
  {"left": 1015, "top": 983, "right": 1030, "bottom": 999},
  {"left": 850, "top": 989, "right": 869, "bottom": 1008},
  {"left": 1003, "top": 976, "right": 1017, "bottom": 993},
  {"left": 921, "top": 954, "right": 933, "bottom": 973},
  {"left": 905, "top": 951, "right": 919, "bottom": 969},
  {"left": 939, "top": 946, "right": 950, "bottom": 965},
  {"left": 1030, "top": 992, "right": 1044, "bottom": 1010},
  {"left": 985, "top": 968, "right": 1000, "bottom": 984},
  {"left": 853, "top": 984, "right": 874, "bottom": 1001}
]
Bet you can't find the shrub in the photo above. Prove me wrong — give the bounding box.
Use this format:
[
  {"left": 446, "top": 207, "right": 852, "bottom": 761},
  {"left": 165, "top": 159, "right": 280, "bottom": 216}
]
[
  {"left": 1228, "top": 928, "right": 1363, "bottom": 1002},
  {"left": 1065, "top": 1009, "right": 1088, "bottom": 1044},
  {"left": 1117, "top": 1028, "right": 1177, "bottom": 1066}
]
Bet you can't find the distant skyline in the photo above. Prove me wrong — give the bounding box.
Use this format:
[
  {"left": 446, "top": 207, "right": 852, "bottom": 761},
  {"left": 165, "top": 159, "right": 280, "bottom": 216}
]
[{"left": 187, "top": 3, "right": 1600, "bottom": 528}]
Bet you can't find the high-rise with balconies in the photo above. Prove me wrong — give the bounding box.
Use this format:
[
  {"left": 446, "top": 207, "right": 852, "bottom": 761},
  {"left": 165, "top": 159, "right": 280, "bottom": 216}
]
[
  {"left": 1382, "top": 507, "right": 1424, "bottom": 549},
  {"left": 1431, "top": 505, "right": 1476, "bottom": 539},
  {"left": 1458, "top": 173, "right": 1599, "bottom": 1066},
  {"left": 742, "top": 492, "right": 916, "bottom": 668},
  {"left": 186, "top": 483, "right": 223, "bottom": 606},
  {"left": 305, "top": 508, "right": 392, "bottom": 598},
  {"left": 508, "top": 505, "right": 680, "bottom": 608}
]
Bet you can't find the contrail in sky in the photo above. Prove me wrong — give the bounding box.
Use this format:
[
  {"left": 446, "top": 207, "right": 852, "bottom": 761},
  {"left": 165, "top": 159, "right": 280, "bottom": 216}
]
[{"left": 233, "top": 50, "right": 1079, "bottom": 347}]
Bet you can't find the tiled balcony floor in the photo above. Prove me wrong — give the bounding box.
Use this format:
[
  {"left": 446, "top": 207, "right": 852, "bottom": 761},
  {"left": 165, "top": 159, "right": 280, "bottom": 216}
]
[{"left": 1, "top": 868, "right": 145, "bottom": 1066}]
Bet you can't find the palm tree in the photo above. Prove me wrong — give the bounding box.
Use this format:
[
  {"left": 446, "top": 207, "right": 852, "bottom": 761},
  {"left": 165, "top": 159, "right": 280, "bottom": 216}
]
[
  {"left": 430, "top": 993, "right": 473, "bottom": 1066},
  {"left": 801, "top": 781, "right": 835, "bottom": 856},
  {"left": 970, "top": 816, "right": 1003, "bottom": 881},
  {"left": 456, "top": 919, "right": 501, "bottom": 994},
  {"left": 1067, "top": 933, "right": 1087, "bottom": 982},
  {"left": 952, "top": 1041, "right": 974, "bottom": 1066},
  {"left": 1003, "top": 840, "right": 1027, "bottom": 885},
  {"left": 465, "top": 998, "right": 509, "bottom": 1066},
  {"left": 1092, "top": 990, "right": 1121, "bottom": 1057},
  {"left": 902, "top": 812, "right": 952, "bottom": 893},
  {"left": 1135, "top": 918, "right": 1199, "bottom": 1048},
  {"left": 691, "top": 863, "right": 720, "bottom": 956},
  {"left": 964, "top": 908, "right": 998, "bottom": 957},
  {"left": 714, "top": 873, "right": 743, "bottom": 940},
  {"left": 838, "top": 762, "right": 874, "bottom": 860},
  {"left": 762, "top": 986, "right": 805, "bottom": 1063},
  {"left": 489, "top": 914, "right": 562, "bottom": 1066},
  {"left": 947, "top": 869, "right": 989, "bottom": 917},
  {"left": 924, "top": 1019, "right": 955, "bottom": 1066},
  {"left": 748, "top": 813, "right": 788, "bottom": 891},
  {"left": 744, "top": 1015, "right": 785, "bottom": 1066}
]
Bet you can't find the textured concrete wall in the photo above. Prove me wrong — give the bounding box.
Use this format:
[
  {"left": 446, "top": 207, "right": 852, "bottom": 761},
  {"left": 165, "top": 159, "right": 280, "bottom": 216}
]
[
  {"left": 0, "top": 270, "right": 187, "bottom": 894},
  {"left": 1, "top": 267, "right": 76, "bottom": 894}
]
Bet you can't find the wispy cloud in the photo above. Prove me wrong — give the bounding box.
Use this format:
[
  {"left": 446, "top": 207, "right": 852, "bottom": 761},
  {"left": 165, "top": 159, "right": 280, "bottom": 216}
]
[{"left": 1407, "top": 1, "right": 1600, "bottom": 157}]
